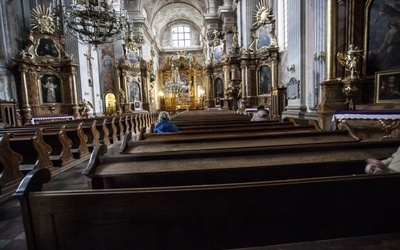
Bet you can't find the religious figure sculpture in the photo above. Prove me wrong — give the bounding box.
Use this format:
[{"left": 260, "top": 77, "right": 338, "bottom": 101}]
[
  {"left": 337, "top": 44, "right": 364, "bottom": 79},
  {"left": 78, "top": 99, "right": 93, "bottom": 117}
]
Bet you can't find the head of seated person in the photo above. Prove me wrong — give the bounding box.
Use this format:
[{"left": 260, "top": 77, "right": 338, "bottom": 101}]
[
  {"left": 153, "top": 111, "right": 179, "bottom": 133},
  {"left": 365, "top": 158, "right": 389, "bottom": 174},
  {"left": 251, "top": 105, "right": 270, "bottom": 121}
]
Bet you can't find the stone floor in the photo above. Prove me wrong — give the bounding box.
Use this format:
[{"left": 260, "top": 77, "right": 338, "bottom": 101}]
[
  {"left": 1, "top": 160, "right": 400, "bottom": 249},
  {"left": 0, "top": 162, "right": 88, "bottom": 250}
]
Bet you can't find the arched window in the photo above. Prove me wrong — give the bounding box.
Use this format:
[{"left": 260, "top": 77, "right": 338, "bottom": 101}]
[{"left": 171, "top": 25, "right": 191, "bottom": 47}]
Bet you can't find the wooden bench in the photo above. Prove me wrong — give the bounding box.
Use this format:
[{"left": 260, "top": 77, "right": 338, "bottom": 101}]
[
  {"left": 3, "top": 126, "right": 76, "bottom": 169},
  {"left": 4, "top": 129, "right": 55, "bottom": 174},
  {"left": 0, "top": 133, "right": 24, "bottom": 201},
  {"left": 119, "top": 129, "right": 360, "bottom": 154},
  {"left": 84, "top": 140, "right": 399, "bottom": 189},
  {"left": 139, "top": 123, "right": 322, "bottom": 141},
  {"left": 176, "top": 120, "right": 284, "bottom": 132},
  {"left": 15, "top": 168, "right": 400, "bottom": 250}
]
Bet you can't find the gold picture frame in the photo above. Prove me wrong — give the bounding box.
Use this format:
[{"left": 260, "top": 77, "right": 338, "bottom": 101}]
[{"left": 375, "top": 70, "right": 400, "bottom": 103}]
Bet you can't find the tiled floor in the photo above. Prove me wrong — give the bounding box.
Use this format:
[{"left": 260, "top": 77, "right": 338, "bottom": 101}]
[
  {"left": 1, "top": 161, "right": 400, "bottom": 249},
  {"left": 0, "top": 162, "right": 89, "bottom": 250}
]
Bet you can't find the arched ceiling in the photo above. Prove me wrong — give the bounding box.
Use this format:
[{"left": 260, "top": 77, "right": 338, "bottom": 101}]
[
  {"left": 126, "top": 0, "right": 218, "bottom": 37},
  {"left": 152, "top": 3, "right": 204, "bottom": 36},
  {"left": 142, "top": 0, "right": 207, "bottom": 24}
]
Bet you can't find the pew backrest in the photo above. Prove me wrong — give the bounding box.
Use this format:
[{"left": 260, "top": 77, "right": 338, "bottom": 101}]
[{"left": 15, "top": 168, "right": 400, "bottom": 250}]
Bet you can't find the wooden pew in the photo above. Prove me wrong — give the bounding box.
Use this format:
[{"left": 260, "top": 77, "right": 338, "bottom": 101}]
[
  {"left": 3, "top": 126, "right": 76, "bottom": 169},
  {"left": 15, "top": 168, "right": 400, "bottom": 250},
  {"left": 5, "top": 129, "right": 55, "bottom": 174},
  {"left": 120, "top": 129, "right": 359, "bottom": 154},
  {"left": 139, "top": 123, "right": 321, "bottom": 141},
  {"left": 0, "top": 133, "right": 24, "bottom": 201},
  {"left": 176, "top": 120, "right": 283, "bottom": 131},
  {"left": 41, "top": 126, "right": 75, "bottom": 169},
  {"left": 66, "top": 122, "right": 90, "bottom": 160},
  {"left": 84, "top": 140, "right": 399, "bottom": 189}
]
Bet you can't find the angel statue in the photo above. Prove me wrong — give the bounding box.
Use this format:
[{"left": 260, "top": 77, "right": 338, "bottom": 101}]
[
  {"left": 337, "top": 44, "right": 364, "bottom": 79},
  {"left": 78, "top": 99, "right": 93, "bottom": 118}
]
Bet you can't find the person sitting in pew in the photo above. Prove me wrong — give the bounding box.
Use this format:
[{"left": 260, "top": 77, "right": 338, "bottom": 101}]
[
  {"left": 153, "top": 111, "right": 179, "bottom": 133},
  {"left": 365, "top": 146, "right": 400, "bottom": 174},
  {"left": 251, "top": 105, "right": 270, "bottom": 121}
]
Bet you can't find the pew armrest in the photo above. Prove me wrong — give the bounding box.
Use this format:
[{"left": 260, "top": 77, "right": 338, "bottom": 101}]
[
  {"left": 14, "top": 168, "right": 51, "bottom": 197},
  {"left": 82, "top": 144, "right": 108, "bottom": 176}
]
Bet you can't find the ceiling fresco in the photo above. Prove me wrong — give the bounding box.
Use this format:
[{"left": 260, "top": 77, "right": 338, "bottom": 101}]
[{"left": 125, "top": 0, "right": 224, "bottom": 37}]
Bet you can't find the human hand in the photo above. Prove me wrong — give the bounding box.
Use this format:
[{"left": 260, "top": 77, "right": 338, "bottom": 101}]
[{"left": 365, "top": 158, "right": 387, "bottom": 174}]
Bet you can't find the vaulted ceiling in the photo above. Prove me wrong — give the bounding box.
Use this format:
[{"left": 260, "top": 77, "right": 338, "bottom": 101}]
[{"left": 125, "top": 0, "right": 224, "bottom": 37}]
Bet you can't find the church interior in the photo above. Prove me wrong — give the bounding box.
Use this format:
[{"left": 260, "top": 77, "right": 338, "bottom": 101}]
[{"left": 1, "top": 0, "right": 400, "bottom": 249}]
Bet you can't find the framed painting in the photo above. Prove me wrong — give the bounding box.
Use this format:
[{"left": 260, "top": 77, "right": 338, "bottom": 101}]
[
  {"left": 375, "top": 70, "right": 400, "bottom": 103},
  {"left": 213, "top": 44, "right": 223, "bottom": 62},
  {"left": 367, "top": 0, "right": 400, "bottom": 74},
  {"left": 256, "top": 25, "right": 271, "bottom": 50},
  {"left": 36, "top": 38, "right": 60, "bottom": 58},
  {"left": 40, "top": 75, "right": 62, "bottom": 103},
  {"left": 130, "top": 82, "right": 141, "bottom": 102},
  {"left": 258, "top": 66, "right": 271, "bottom": 94}
]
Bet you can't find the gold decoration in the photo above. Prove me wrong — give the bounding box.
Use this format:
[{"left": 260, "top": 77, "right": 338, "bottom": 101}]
[
  {"left": 337, "top": 44, "right": 364, "bottom": 79},
  {"left": 254, "top": 0, "right": 271, "bottom": 26},
  {"left": 31, "top": 5, "right": 56, "bottom": 34}
]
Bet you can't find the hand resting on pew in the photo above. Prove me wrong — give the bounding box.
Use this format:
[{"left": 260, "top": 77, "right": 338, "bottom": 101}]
[
  {"left": 365, "top": 146, "right": 400, "bottom": 174},
  {"left": 153, "top": 111, "right": 179, "bottom": 133}
]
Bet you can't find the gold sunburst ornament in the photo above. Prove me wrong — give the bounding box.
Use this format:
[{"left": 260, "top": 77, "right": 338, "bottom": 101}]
[
  {"left": 31, "top": 5, "right": 56, "bottom": 34},
  {"left": 254, "top": 0, "right": 271, "bottom": 26}
]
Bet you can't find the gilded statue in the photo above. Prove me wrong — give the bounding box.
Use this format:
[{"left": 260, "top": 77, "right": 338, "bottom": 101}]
[{"left": 337, "top": 44, "right": 364, "bottom": 79}]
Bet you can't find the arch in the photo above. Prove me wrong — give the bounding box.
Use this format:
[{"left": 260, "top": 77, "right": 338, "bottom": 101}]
[
  {"left": 214, "top": 78, "right": 224, "bottom": 98},
  {"left": 258, "top": 65, "right": 272, "bottom": 95},
  {"left": 105, "top": 92, "right": 116, "bottom": 115},
  {"left": 129, "top": 81, "right": 141, "bottom": 103}
]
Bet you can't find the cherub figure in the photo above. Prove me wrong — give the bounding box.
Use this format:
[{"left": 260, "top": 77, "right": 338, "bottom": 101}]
[{"left": 78, "top": 99, "right": 93, "bottom": 117}]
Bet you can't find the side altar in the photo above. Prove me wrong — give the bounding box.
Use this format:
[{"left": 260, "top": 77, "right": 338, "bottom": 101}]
[
  {"left": 13, "top": 6, "right": 79, "bottom": 125},
  {"left": 332, "top": 110, "right": 400, "bottom": 141}
]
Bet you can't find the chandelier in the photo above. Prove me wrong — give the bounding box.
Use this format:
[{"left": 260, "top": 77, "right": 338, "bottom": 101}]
[
  {"left": 163, "top": 64, "right": 189, "bottom": 97},
  {"left": 63, "top": 0, "right": 128, "bottom": 46}
]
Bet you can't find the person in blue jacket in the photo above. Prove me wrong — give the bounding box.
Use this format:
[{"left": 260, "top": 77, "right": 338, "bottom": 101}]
[{"left": 153, "top": 111, "right": 179, "bottom": 133}]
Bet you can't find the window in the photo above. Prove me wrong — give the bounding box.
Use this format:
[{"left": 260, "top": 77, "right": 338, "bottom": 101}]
[{"left": 171, "top": 25, "right": 191, "bottom": 47}]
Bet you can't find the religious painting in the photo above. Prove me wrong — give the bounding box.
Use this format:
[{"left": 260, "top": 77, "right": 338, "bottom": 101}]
[
  {"left": 258, "top": 66, "right": 271, "bottom": 94},
  {"left": 214, "top": 78, "right": 224, "bottom": 98},
  {"left": 128, "top": 50, "right": 139, "bottom": 64},
  {"left": 257, "top": 25, "right": 271, "bottom": 49},
  {"left": 36, "top": 38, "right": 59, "bottom": 57},
  {"left": 134, "top": 101, "right": 141, "bottom": 109},
  {"left": 130, "top": 82, "right": 141, "bottom": 102},
  {"left": 367, "top": 0, "right": 400, "bottom": 75},
  {"left": 213, "top": 44, "right": 223, "bottom": 62},
  {"left": 40, "top": 75, "right": 62, "bottom": 103},
  {"left": 375, "top": 70, "right": 400, "bottom": 103}
]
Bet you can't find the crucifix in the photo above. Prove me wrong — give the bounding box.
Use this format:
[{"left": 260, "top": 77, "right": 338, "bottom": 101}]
[{"left": 84, "top": 45, "right": 94, "bottom": 86}]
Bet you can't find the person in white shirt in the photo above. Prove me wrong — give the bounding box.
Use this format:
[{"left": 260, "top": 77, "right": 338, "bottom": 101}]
[
  {"left": 251, "top": 105, "right": 270, "bottom": 121},
  {"left": 365, "top": 146, "right": 400, "bottom": 174}
]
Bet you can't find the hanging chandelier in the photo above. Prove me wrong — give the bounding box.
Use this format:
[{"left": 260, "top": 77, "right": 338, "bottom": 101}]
[
  {"left": 63, "top": 0, "right": 128, "bottom": 46},
  {"left": 163, "top": 64, "right": 189, "bottom": 96}
]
